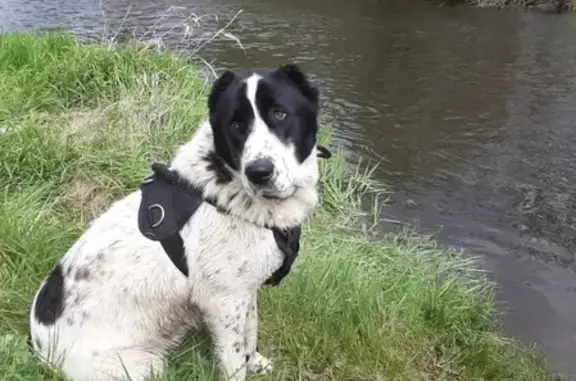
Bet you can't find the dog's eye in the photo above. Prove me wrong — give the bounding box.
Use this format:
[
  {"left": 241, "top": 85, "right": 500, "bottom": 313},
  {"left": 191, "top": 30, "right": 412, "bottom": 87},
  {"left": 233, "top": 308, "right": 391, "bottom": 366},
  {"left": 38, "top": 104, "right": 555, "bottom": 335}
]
[
  {"left": 272, "top": 110, "right": 287, "bottom": 121},
  {"left": 230, "top": 121, "right": 244, "bottom": 132}
]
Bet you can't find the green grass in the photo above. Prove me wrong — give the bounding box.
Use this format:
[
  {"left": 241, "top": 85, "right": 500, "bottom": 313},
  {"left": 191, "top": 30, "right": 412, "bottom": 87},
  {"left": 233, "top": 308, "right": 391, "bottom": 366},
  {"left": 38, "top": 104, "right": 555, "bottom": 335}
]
[{"left": 0, "top": 31, "right": 564, "bottom": 381}]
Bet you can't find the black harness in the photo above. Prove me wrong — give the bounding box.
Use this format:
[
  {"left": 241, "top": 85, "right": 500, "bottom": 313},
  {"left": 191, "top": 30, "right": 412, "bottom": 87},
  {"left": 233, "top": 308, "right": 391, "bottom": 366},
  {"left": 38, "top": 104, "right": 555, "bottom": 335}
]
[{"left": 137, "top": 146, "right": 331, "bottom": 286}]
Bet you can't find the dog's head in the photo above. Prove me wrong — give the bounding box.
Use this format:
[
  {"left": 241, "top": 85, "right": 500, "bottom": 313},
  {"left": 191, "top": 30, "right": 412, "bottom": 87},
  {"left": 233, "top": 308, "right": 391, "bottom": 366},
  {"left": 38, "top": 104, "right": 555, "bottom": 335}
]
[{"left": 207, "top": 64, "right": 321, "bottom": 200}]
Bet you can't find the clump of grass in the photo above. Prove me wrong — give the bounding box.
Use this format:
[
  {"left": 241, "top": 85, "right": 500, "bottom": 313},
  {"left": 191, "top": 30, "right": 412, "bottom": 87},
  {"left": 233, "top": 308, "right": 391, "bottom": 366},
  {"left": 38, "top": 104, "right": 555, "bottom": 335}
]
[
  {"left": 0, "top": 32, "right": 564, "bottom": 381},
  {"left": 0, "top": 32, "right": 198, "bottom": 120}
]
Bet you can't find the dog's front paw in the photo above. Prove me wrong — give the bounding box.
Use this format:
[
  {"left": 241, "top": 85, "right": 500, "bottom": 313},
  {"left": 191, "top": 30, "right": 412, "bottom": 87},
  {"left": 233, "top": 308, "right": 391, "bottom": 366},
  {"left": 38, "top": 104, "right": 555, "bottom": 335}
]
[{"left": 246, "top": 352, "right": 273, "bottom": 375}]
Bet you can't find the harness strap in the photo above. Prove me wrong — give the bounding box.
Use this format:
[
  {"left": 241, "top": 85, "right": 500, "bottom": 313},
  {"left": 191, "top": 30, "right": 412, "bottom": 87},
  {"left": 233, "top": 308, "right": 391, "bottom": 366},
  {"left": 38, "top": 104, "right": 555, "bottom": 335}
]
[
  {"left": 264, "top": 226, "right": 301, "bottom": 286},
  {"left": 138, "top": 145, "right": 331, "bottom": 286},
  {"left": 138, "top": 164, "right": 204, "bottom": 277},
  {"left": 159, "top": 234, "right": 189, "bottom": 277}
]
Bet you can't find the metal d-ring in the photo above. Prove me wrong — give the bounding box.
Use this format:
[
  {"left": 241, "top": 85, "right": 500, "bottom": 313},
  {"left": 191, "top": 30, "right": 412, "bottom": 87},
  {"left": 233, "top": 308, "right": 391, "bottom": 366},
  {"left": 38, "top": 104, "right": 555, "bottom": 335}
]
[{"left": 148, "top": 203, "right": 166, "bottom": 228}]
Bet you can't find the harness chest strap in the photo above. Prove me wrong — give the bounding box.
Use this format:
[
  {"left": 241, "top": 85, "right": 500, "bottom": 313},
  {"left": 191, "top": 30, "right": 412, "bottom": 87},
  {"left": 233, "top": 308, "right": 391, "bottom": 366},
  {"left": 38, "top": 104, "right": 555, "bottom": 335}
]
[{"left": 137, "top": 163, "right": 301, "bottom": 286}]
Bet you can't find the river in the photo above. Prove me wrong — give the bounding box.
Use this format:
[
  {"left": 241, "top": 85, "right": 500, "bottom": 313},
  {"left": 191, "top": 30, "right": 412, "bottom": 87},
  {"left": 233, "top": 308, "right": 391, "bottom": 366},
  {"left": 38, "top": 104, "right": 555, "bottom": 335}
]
[{"left": 1, "top": 0, "right": 576, "bottom": 378}]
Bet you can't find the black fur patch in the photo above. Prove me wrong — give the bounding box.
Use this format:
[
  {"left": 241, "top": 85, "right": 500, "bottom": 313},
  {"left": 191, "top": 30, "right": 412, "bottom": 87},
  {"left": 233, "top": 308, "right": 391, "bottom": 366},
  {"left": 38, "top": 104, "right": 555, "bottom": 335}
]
[
  {"left": 74, "top": 267, "right": 91, "bottom": 281},
  {"left": 259, "top": 65, "right": 319, "bottom": 163},
  {"left": 274, "top": 64, "right": 319, "bottom": 105},
  {"left": 208, "top": 74, "right": 255, "bottom": 170},
  {"left": 34, "top": 264, "right": 66, "bottom": 325},
  {"left": 203, "top": 151, "right": 233, "bottom": 184}
]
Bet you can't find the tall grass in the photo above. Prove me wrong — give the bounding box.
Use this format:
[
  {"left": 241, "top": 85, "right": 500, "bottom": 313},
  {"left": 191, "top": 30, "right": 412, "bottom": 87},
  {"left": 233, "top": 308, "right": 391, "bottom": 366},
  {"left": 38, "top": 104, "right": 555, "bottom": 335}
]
[{"left": 0, "top": 32, "right": 563, "bottom": 381}]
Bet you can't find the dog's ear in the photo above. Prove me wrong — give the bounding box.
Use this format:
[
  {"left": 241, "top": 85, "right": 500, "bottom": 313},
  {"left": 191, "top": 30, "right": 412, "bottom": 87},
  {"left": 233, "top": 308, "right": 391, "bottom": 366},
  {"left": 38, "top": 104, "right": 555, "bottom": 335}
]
[
  {"left": 208, "top": 70, "right": 236, "bottom": 114},
  {"left": 275, "top": 64, "right": 319, "bottom": 106}
]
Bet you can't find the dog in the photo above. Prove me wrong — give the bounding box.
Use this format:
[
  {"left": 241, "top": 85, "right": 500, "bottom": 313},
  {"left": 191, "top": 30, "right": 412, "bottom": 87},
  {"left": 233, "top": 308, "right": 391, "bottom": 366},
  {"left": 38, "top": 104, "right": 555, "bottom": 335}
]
[{"left": 28, "top": 64, "right": 330, "bottom": 381}]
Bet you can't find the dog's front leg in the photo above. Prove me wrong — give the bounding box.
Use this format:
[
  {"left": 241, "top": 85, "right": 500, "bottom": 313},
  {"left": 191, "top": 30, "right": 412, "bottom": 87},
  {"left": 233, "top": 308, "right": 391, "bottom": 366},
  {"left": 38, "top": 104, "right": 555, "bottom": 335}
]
[
  {"left": 204, "top": 295, "right": 250, "bottom": 381},
  {"left": 244, "top": 293, "right": 273, "bottom": 374}
]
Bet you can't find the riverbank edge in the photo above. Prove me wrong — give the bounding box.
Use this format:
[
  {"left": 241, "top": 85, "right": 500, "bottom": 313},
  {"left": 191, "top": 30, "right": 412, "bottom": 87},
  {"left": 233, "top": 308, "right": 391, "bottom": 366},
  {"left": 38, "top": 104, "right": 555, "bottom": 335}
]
[
  {"left": 439, "top": 0, "right": 575, "bottom": 13},
  {"left": 0, "top": 31, "right": 564, "bottom": 380}
]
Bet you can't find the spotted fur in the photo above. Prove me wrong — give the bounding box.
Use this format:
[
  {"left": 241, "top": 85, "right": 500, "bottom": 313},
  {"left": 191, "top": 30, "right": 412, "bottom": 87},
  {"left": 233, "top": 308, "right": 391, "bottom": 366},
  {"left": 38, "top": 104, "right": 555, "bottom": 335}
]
[{"left": 29, "top": 65, "right": 323, "bottom": 381}]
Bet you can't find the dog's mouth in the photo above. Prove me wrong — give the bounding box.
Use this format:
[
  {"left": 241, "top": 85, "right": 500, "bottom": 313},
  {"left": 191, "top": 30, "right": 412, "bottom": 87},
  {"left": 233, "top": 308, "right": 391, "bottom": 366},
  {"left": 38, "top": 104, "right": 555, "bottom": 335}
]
[
  {"left": 261, "top": 192, "right": 284, "bottom": 200},
  {"left": 259, "top": 187, "right": 296, "bottom": 201},
  {"left": 262, "top": 193, "right": 281, "bottom": 200}
]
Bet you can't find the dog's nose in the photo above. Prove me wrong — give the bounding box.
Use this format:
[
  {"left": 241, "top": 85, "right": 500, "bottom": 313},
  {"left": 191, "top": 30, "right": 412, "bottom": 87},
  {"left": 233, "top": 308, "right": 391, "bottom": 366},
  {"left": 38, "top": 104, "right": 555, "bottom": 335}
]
[{"left": 244, "top": 159, "right": 274, "bottom": 185}]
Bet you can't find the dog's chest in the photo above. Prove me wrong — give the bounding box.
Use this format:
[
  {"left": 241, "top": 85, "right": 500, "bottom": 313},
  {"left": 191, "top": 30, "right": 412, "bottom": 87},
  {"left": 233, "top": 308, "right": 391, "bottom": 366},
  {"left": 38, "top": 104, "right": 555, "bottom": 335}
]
[{"left": 182, "top": 205, "right": 283, "bottom": 288}]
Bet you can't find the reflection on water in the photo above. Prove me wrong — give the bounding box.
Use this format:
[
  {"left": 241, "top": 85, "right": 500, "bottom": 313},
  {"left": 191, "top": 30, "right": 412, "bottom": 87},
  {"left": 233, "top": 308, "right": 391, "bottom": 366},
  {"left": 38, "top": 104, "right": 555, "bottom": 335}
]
[{"left": 2, "top": 0, "right": 576, "bottom": 377}]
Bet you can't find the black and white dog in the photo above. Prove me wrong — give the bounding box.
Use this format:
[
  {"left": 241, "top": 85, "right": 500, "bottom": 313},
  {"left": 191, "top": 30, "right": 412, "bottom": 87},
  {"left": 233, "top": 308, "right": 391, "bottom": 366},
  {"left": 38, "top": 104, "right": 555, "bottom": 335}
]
[{"left": 29, "top": 64, "right": 330, "bottom": 381}]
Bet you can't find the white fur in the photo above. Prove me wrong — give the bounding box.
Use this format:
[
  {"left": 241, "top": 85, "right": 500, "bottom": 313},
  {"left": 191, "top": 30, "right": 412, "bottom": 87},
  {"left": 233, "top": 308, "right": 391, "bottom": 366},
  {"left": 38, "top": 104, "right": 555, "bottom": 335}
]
[{"left": 29, "top": 74, "right": 321, "bottom": 381}]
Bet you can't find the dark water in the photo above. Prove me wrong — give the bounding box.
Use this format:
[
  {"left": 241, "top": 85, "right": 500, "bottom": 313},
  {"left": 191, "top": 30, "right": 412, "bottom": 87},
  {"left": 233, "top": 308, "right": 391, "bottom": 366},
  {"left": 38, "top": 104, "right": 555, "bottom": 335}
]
[{"left": 2, "top": 0, "right": 576, "bottom": 377}]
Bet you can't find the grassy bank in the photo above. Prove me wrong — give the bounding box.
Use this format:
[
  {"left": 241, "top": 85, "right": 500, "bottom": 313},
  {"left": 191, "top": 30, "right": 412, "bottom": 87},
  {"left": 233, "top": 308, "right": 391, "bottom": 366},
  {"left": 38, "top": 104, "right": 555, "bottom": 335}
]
[{"left": 0, "top": 32, "right": 562, "bottom": 381}]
